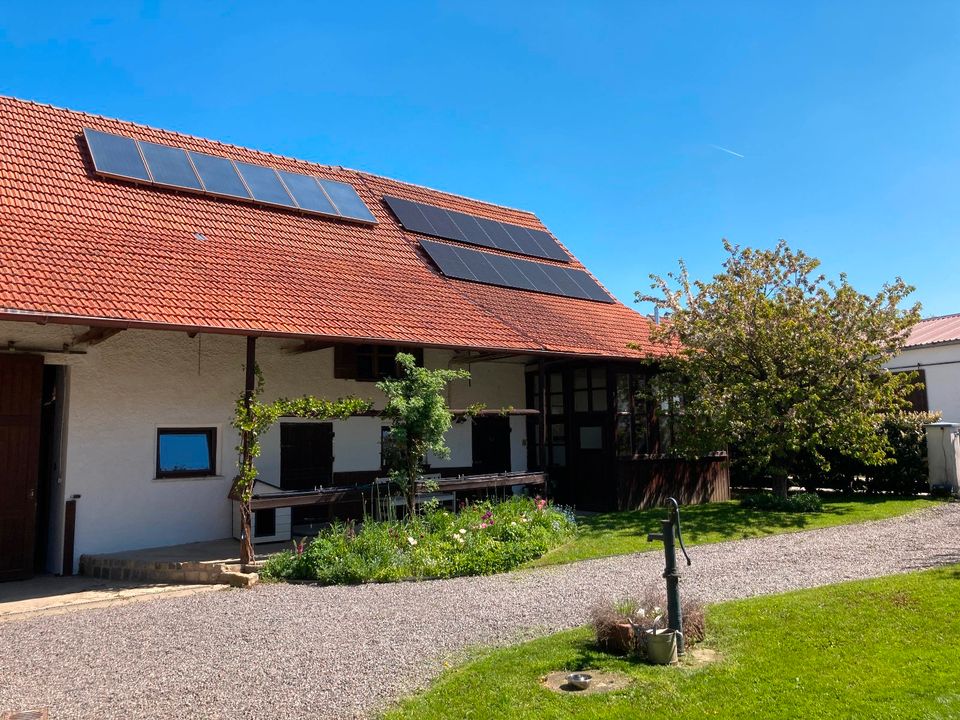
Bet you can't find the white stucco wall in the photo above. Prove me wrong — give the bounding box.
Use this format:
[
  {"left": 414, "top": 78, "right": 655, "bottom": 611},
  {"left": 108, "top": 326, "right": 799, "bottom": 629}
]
[
  {"left": 886, "top": 343, "right": 960, "bottom": 422},
  {"left": 0, "top": 321, "right": 528, "bottom": 570}
]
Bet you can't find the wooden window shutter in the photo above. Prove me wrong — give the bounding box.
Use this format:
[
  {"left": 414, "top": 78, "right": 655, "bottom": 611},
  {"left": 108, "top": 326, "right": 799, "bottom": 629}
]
[
  {"left": 333, "top": 344, "right": 358, "bottom": 380},
  {"left": 906, "top": 369, "right": 929, "bottom": 413}
]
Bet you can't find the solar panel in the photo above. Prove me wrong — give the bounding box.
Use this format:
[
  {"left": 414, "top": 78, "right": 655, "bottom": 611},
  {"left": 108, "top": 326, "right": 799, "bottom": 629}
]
[
  {"left": 503, "top": 224, "right": 549, "bottom": 258},
  {"left": 138, "top": 141, "right": 202, "bottom": 190},
  {"left": 84, "top": 129, "right": 151, "bottom": 182},
  {"left": 318, "top": 179, "right": 377, "bottom": 223},
  {"left": 483, "top": 252, "right": 538, "bottom": 291},
  {"left": 418, "top": 204, "right": 468, "bottom": 243},
  {"left": 567, "top": 268, "right": 614, "bottom": 302},
  {"left": 474, "top": 216, "right": 523, "bottom": 254},
  {"left": 236, "top": 162, "right": 296, "bottom": 208},
  {"left": 277, "top": 171, "right": 338, "bottom": 215},
  {"left": 419, "top": 239, "right": 477, "bottom": 280},
  {"left": 383, "top": 196, "right": 569, "bottom": 262},
  {"left": 189, "top": 152, "right": 251, "bottom": 199},
  {"left": 514, "top": 259, "right": 565, "bottom": 295},
  {"left": 84, "top": 128, "right": 376, "bottom": 224},
  {"left": 447, "top": 211, "right": 497, "bottom": 250},
  {"left": 419, "top": 240, "right": 612, "bottom": 302},
  {"left": 543, "top": 263, "right": 589, "bottom": 298},
  {"left": 459, "top": 250, "right": 507, "bottom": 285},
  {"left": 382, "top": 196, "right": 435, "bottom": 235},
  {"left": 527, "top": 228, "right": 570, "bottom": 262}
]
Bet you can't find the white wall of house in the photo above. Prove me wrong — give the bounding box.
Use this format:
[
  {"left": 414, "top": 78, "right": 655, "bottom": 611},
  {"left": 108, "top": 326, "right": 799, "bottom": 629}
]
[
  {"left": 886, "top": 343, "right": 960, "bottom": 422},
  {"left": 0, "top": 321, "right": 529, "bottom": 571}
]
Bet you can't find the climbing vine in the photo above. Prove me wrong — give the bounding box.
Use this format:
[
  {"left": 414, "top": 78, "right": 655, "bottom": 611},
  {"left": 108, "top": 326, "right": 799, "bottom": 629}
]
[{"left": 229, "top": 366, "right": 373, "bottom": 563}]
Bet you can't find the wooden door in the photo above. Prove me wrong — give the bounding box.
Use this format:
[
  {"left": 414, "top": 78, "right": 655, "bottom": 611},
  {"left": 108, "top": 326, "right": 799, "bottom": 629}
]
[
  {"left": 280, "top": 422, "right": 334, "bottom": 490},
  {"left": 0, "top": 354, "right": 43, "bottom": 581},
  {"left": 471, "top": 416, "right": 512, "bottom": 475}
]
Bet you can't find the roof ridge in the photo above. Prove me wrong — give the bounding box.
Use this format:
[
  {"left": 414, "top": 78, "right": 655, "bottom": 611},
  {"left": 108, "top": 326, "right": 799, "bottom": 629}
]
[
  {"left": 1, "top": 93, "right": 341, "bottom": 173},
  {"left": 918, "top": 312, "right": 960, "bottom": 322},
  {"left": 351, "top": 167, "right": 540, "bottom": 218},
  {"left": 2, "top": 94, "right": 538, "bottom": 218}
]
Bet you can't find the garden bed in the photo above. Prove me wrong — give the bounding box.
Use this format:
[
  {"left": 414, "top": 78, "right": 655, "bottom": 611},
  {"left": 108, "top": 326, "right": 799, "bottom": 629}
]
[{"left": 260, "top": 496, "right": 576, "bottom": 584}]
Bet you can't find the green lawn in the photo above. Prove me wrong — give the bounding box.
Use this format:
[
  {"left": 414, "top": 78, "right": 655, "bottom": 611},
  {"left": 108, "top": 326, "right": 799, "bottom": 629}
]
[
  {"left": 384, "top": 565, "right": 960, "bottom": 720},
  {"left": 527, "top": 497, "right": 939, "bottom": 567}
]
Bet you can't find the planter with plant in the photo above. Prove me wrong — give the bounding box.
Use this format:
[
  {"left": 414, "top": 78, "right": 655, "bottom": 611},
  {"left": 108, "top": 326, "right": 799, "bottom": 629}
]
[{"left": 591, "top": 588, "right": 706, "bottom": 663}]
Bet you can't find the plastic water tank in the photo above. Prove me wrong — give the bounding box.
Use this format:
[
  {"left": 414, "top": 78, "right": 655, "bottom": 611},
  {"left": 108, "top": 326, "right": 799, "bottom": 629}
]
[{"left": 924, "top": 422, "right": 960, "bottom": 494}]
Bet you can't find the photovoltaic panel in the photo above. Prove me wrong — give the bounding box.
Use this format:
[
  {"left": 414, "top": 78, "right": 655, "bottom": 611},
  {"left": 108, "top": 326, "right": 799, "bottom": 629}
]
[
  {"left": 567, "top": 268, "right": 614, "bottom": 302},
  {"left": 474, "top": 216, "right": 523, "bottom": 254},
  {"left": 382, "top": 196, "right": 435, "bottom": 235},
  {"left": 419, "top": 239, "right": 477, "bottom": 280},
  {"left": 189, "top": 152, "right": 251, "bottom": 199},
  {"left": 138, "top": 141, "right": 203, "bottom": 190},
  {"left": 383, "top": 196, "right": 569, "bottom": 262},
  {"left": 418, "top": 204, "right": 468, "bottom": 243},
  {"left": 277, "top": 171, "right": 338, "bottom": 215},
  {"left": 514, "top": 259, "right": 565, "bottom": 295},
  {"left": 83, "top": 128, "right": 377, "bottom": 225},
  {"left": 236, "top": 162, "right": 296, "bottom": 207},
  {"left": 419, "top": 240, "right": 612, "bottom": 303},
  {"left": 483, "top": 252, "right": 538, "bottom": 291},
  {"left": 527, "top": 228, "right": 570, "bottom": 262},
  {"left": 447, "top": 212, "right": 496, "bottom": 250},
  {"left": 318, "top": 179, "right": 377, "bottom": 223},
  {"left": 460, "top": 251, "right": 507, "bottom": 285},
  {"left": 503, "top": 224, "right": 549, "bottom": 258},
  {"left": 84, "top": 128, "right": 151, "bottom": 182}
]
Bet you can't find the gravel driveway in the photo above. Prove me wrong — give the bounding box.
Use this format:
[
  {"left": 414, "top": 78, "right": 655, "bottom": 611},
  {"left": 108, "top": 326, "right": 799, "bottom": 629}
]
[{"left": 2, "top": 504, "right": 958, "bottom": 719}]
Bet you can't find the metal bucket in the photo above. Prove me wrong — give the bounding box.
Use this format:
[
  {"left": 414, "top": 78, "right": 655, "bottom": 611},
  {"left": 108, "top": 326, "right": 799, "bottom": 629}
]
[{"left": 645, "top": 629, "right": 680, "bottom": 665}]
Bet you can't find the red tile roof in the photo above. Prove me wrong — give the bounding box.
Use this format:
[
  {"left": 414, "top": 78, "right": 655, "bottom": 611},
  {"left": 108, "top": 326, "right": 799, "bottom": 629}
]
[
  {"left": 0, "top": 96, "right": 667, "bottom": 359},
  {"left": 904, "top": 314, "right": 960, "bottom": 349}
]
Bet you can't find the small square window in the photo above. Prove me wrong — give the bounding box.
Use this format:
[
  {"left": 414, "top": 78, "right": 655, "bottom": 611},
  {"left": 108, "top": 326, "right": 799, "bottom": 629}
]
[{"left": 156, "top": 428, "right": 217, "bottom": 478}]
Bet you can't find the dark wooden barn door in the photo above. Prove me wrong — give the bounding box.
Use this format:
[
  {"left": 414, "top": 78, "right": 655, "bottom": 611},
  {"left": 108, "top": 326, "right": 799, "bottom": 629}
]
[
  {"left": 280, "top": 422, "right": 334, "bottom": 490},
  {"left": 0, "top": 353, "right": 43, "bottom": 581},
  {"left": 472, "top": 416, "right": 512, "bottom": 475}
]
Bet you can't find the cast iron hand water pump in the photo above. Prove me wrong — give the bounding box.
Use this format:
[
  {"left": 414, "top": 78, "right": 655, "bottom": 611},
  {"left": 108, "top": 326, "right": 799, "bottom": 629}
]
[{"left": 647, "top": 497, "right": 692, "bottom": 654}]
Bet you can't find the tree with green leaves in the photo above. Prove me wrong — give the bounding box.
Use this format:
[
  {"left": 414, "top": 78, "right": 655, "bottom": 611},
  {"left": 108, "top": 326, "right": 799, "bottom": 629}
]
[
  {"left": 377, "top": 353, "right": 470, "bottom": 514},
  {"left": 638, "top": 240, "right": 921, "bottom": 497}
]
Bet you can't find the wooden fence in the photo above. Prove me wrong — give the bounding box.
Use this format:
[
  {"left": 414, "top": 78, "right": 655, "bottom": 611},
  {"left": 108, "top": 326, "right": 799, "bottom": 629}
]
[{"left": 615, "top": 454, "right": 730, "bottom": 510}]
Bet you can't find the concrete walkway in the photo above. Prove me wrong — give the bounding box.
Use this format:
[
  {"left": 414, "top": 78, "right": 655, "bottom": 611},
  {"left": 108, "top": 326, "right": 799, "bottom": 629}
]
[
  {"left": 0, "top": 575, "right": 224, "bottom": 622},
  {"left": 0, "top": 504, "right": 957, "bottom": 719}
]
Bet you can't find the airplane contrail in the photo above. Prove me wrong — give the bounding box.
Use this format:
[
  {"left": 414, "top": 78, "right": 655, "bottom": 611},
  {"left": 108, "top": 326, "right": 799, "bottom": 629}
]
[{"left": 711, "top": 144, "right": 745, "bottom": 159}]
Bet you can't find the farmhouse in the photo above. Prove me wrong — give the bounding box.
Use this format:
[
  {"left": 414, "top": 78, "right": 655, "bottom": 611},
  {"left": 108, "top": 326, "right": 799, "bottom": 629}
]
[
  {"left": 886, "top": 313, "right": 960, "bottom": 420},
  {"left": 0, "top": 97, "right": 729, "bottom": 581}
]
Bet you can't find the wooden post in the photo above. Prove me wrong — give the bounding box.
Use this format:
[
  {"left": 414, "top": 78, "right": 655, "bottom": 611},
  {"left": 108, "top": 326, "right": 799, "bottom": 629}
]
[
  {"left": 538, "top": 359, "right": 547, "bottom": 474},
  {"left": 239, "top": 336, "right": 257, "bottom": 566}
]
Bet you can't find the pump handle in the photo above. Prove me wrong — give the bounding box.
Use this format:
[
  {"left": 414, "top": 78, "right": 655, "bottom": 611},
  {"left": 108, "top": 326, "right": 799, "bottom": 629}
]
[{"left": 667, "top": 497, "right": 692, "bottom": 566}]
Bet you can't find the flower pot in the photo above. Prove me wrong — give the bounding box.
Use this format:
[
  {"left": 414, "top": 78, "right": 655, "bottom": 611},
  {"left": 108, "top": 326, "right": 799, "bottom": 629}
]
[
  {"left": 602, "top": 622, "right": 635, "bottom": 655},
  {"left": 645, "top": 629, "right": 680, "bottom": 665}
]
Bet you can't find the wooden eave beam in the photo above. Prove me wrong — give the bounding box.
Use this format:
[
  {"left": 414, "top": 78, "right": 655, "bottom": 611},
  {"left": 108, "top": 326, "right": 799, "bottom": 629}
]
[
  {"left": 284, "top": 340, "right": 335, "bottom": 354},
  {"left": 71, "top": 327, "right": 125, "bottom": 347},
  {"left": 449, "top": 350, "right": 523, "bottom": 364}
]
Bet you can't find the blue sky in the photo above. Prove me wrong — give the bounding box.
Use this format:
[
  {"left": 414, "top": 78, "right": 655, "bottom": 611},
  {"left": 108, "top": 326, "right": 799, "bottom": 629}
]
[{"left": 2, "top": 2, "right": 958, "bottom": 316}]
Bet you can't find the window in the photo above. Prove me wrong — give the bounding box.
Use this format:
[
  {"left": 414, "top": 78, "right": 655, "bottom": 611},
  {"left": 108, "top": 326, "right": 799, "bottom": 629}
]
[
  {"left": 334, "top": 344, "right": 424, "bottom": 381},
  {"left": 573, "top": 366, "right": 607, "bottom": 412},
  {"left": 156, "top": 427, "right": 216, "bottom": 478},
  {"left": 614, "top": 372, "right": 651, "bottom": 457}
]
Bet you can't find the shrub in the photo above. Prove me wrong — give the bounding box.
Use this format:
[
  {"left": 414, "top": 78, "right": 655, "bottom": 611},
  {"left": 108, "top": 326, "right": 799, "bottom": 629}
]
[
  {"left": 259, "top": 496, "right": 576, "bottom": 585},
  {"left": 741, "top": 491, "right": 823, "bottom": 513}
]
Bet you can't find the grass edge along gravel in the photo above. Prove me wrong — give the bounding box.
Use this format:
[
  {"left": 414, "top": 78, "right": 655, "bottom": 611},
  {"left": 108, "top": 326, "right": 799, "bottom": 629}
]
[
  {"left": 383, "top": 564, "right": 960, "bottom": 720},
  {"left": 527, "top": 496, "right": 941, "bottom": 567}
]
